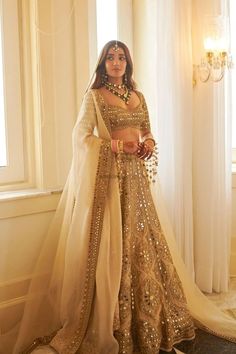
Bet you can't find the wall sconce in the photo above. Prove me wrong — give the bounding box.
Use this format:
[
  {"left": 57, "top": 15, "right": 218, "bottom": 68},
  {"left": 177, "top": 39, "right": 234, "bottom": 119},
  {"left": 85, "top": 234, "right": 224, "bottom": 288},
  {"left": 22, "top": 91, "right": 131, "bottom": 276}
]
[{"left": 193, "top": 16, "right": 233, "bottom": 84}]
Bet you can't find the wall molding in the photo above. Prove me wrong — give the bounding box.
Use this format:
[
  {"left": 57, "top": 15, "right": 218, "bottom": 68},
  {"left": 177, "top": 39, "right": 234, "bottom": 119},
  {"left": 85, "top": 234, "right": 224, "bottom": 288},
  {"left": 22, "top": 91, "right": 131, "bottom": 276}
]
[{"left": 0, "top": 190, "right": 61, "bottom": 219}]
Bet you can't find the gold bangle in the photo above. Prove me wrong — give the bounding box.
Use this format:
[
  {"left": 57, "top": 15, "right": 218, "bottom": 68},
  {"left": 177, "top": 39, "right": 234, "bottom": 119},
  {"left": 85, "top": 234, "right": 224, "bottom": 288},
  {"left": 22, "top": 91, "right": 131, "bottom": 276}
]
[
  {"left": 144, "top": 138, "right": 156, "bottom": 146},
  {"left": 117, "top": 140, "right": 123, "bottom": 153},
  {"left": 142, "top": 132, "right": 153, "bottom": 143},
  {"left": 119, "top": 140, "right": 124, "bottom": 153},
  {"left": 116, "top": 140, "right": 120, "bottom": 153}
]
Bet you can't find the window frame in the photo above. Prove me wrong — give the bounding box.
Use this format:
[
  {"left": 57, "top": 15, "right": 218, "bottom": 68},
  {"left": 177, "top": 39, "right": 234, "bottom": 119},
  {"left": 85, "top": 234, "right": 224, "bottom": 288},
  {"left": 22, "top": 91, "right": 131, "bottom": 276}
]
[{"left": 233, "top": 148, "right": 236, "bottom": 163}]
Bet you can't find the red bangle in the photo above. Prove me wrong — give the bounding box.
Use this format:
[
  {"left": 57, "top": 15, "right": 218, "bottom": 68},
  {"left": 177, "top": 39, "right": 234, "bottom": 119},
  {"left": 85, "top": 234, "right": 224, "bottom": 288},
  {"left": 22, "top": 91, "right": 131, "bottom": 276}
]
[{"left": 111, "top": 139, "right": 119, "bottom": 152}]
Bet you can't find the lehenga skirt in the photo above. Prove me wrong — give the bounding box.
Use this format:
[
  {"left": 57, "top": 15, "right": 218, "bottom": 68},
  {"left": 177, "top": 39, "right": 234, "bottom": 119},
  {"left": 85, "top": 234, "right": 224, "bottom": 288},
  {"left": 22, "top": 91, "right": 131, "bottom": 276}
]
[{"left": 114, "top": 154, "right": 195, "bottom": 353}]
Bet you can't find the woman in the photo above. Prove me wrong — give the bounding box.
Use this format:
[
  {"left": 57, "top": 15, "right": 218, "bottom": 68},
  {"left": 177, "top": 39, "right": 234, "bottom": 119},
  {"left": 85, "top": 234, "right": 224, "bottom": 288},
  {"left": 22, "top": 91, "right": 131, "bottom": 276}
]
[{"left": 2, "top": 40, "right": 236, "bottom": 354}]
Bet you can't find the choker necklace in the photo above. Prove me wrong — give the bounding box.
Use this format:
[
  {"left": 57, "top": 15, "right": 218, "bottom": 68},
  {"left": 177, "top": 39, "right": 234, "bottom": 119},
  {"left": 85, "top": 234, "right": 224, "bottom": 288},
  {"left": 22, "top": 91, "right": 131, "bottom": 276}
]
[{"left": 104, "top": 82, "right": 131, "bottom": 105}]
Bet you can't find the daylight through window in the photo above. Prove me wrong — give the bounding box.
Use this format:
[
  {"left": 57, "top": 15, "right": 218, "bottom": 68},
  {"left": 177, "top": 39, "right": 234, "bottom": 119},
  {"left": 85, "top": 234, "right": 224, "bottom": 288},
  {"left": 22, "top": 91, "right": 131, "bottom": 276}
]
[
  {"left": 0, "top": 23, "right": 7, "bottom": 167},
  {"left": 96, "top": 0, "right": 117, "bottom": 56}
]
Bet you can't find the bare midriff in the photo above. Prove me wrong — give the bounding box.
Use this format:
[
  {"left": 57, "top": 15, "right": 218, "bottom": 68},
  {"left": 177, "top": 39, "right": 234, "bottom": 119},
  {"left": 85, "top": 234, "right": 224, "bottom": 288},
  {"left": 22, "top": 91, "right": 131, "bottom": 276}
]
[{"left": 111, "top": 127, "right": 145, "bottom": 141}]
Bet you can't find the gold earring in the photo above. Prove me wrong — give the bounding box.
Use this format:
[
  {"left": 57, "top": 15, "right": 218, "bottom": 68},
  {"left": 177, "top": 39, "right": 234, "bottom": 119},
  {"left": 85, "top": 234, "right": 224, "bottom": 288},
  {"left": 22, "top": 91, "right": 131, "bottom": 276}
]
[
  {"left": 124, "top": 72, "right": 128, "bottom": 84},
  {"left": 102, "top": 72, "right": 108, "bottom": 84}
]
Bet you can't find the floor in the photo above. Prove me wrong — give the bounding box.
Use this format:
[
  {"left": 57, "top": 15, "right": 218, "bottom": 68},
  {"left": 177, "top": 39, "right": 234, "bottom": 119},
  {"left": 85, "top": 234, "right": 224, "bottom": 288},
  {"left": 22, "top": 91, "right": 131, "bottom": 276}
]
[
  {"left": 173, "top": 328, "right": 236, "bottom": 354},
  {"left": 163, "top": 278, "right": 236, "bottom": 354}
]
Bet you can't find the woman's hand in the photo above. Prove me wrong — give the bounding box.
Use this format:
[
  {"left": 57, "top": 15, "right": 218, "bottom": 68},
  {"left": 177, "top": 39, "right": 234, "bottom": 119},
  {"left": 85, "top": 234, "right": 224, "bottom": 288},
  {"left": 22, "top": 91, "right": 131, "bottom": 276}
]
[
  {"left": 123, "top": 141, "right": 139, "bottom": 154},
  {"left": 111, "top": 139, "right": 154, "bottom": 157},
  {"left": 136, "top": 140, "right": 154, "bottom": 160}
]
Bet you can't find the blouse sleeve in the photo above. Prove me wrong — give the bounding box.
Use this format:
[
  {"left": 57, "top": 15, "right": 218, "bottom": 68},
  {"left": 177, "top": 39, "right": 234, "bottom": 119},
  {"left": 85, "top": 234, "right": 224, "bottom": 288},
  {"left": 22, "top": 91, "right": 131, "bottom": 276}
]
[{"left": 139, "top": 92, "right": 151, "bottom": 132}]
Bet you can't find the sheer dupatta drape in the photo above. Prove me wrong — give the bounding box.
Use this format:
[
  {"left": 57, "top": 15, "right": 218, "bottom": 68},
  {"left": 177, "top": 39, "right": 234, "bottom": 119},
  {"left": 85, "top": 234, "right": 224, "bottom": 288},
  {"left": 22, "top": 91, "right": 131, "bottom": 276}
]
[{"left": 0, "top": 90, "right": 123, "bottom": 354}]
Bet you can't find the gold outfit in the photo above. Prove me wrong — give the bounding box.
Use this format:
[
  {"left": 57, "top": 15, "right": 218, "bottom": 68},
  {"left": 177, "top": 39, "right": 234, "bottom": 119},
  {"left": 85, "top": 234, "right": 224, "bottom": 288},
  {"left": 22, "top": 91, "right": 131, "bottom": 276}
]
[
  {"left": 3, "top": 89, "right": 236, "bottom": 354},
  {"left": 94, "top": 90, "right": 195, "bottom": 353},
  {"left": 96, "top": 90, "right": 150, "bottom": 132}
]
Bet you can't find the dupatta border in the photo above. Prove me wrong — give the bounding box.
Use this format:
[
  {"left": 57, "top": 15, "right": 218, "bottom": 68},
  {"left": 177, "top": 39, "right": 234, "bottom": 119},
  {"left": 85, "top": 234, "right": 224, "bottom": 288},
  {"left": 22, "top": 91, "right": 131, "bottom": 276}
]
[
  {"left": 92, "top": 89, "right": 112, "bottom": 134},
  {"left": 51, "top": 140, "right": 113, "bottom": 353},
  {"left": 20, "top": 90, "right": 115, "bottom": 354},
  {"left": 21, "top": 140, "right": 113, "bottom": 354}
]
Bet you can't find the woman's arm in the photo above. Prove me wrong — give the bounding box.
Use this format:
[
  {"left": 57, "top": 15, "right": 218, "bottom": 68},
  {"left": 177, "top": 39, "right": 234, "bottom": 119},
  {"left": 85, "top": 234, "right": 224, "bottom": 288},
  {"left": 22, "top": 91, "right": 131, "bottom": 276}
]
[
  {"left": 75, "top": 91, "right": 139, "bottom": 155},
  {"left": 138, "top": 93, "right": 156, "bottom": 159}
]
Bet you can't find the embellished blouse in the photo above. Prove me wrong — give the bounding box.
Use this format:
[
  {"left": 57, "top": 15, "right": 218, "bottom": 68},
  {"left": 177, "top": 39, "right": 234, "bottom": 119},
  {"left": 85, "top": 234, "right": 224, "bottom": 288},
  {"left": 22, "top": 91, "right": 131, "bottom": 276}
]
[{"left": 93, "top": 89, "right": 150, "bottom": 134}]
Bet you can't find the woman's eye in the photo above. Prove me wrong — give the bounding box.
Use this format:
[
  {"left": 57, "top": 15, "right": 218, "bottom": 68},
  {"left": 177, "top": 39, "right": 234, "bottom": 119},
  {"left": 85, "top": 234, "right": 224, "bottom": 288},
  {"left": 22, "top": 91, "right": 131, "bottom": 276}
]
[
  {"left": 119, "top": 57, "right": 126, "bottom": 61},
  {"left": 106, "top": 56, "right": 113, "bottom": 61}
]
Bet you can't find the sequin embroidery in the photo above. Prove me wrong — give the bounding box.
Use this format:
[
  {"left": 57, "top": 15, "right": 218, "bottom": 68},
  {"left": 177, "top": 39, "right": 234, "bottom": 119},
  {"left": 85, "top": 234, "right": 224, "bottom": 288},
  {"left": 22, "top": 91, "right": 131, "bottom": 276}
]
[
  {"left": 113, "top": 155, "right": 195, "bottom": 353},
  {"left": 94, "top": 89, "right": 150, "bottom": 132}
]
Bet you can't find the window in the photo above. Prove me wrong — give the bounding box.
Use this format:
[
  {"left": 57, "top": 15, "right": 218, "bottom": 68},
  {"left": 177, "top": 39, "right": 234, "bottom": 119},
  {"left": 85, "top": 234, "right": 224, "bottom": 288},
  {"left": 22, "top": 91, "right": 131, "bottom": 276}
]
[
  {"left": 0, "top": 0, "right": 133, "bottom": 191},
  {"left": 96, "top": 0, "right": 117, "bottom": 55},
  {"left": 0, "top": 21, "right": 6, "bottom": 167},
  {"left": 0, "top": 0, "right": 25, "bottom": 186}
]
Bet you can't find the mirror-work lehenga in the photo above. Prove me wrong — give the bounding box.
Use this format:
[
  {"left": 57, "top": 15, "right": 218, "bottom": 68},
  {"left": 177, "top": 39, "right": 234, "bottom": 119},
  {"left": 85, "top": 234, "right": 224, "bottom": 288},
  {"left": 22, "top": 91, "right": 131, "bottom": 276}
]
[
  {"left": 1, "top": 90, "right": 236, "bottom": 354},
  {"left": 92, "top": 91, "right": 195, "bottom": 352}
]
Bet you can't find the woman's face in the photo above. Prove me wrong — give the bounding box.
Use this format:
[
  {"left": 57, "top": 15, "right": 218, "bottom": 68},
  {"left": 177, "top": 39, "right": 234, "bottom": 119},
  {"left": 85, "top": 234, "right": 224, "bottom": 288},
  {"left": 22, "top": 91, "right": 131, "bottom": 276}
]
[{"left": 104, "top": 46, "right": 127, "bottom": 80}]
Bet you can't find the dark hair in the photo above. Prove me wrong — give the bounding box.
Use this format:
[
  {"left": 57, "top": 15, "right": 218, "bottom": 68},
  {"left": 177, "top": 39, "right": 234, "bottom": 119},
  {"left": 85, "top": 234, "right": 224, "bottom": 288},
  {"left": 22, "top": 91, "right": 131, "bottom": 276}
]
[{"left": 90, "top": 40, "right": 136, "bottom": 90}]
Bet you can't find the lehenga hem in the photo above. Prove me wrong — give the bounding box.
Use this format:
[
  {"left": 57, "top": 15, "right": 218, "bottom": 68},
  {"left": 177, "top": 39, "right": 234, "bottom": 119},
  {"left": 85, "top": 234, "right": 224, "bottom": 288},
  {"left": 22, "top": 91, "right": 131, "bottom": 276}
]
[{"left": 159, "top": 334, "right": 195, "bottom": 352}]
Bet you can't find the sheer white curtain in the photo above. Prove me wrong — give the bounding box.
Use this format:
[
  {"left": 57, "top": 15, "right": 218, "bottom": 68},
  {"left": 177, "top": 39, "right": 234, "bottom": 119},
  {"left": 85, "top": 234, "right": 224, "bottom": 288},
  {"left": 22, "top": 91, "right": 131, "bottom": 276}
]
[
  {"left": 192, "top": 0, "right": 232, "bottom": 293},
  {"left": 154, "top": 0, "right": 195, "bottom": 277},
  {"left": 141, "top": 0, "right": 231, "bottom": 292}
]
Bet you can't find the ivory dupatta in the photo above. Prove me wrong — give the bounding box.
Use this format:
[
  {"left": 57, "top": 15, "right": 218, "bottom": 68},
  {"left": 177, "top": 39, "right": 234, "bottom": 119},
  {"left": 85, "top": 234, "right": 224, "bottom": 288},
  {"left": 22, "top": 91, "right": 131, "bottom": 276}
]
[
  {"left": 49, "top": 90, "right": 123, "bottom": 353},
  {"left": 0, "top": 90, "right": 122, "bottom": 354}
]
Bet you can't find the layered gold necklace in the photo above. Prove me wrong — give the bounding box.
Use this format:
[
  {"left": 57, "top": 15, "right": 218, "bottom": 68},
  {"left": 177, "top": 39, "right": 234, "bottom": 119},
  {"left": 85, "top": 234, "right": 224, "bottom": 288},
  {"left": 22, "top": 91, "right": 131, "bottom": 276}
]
[{"left": 104, "top": 82, "right": 131, "bottom": 105}]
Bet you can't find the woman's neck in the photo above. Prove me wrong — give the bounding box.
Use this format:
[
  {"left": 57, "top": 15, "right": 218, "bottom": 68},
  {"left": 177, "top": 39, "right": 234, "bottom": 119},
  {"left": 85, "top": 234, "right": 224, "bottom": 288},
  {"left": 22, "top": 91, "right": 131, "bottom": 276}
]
[{"left": 107, "top": 77, "right": 123, "bottom": 85}]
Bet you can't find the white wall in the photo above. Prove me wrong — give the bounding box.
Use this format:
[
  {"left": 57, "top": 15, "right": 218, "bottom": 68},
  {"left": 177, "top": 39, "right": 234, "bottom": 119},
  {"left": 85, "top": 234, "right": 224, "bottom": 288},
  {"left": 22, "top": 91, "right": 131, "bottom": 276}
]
[
  {"left": 31, "top": 0, "right": 91, "bottom": 189},
  {"left": 0, "top": 192, "right": 60, "bottom": 332}
]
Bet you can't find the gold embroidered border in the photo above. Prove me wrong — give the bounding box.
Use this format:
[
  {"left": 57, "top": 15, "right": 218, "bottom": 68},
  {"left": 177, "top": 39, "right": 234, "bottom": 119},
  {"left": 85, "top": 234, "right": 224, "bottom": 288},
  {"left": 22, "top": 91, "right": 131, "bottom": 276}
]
[
  {"left": 63, "top": 140, "right": 112, "bottom": 353},
  {"left": 93, "top": 89, "right": 111, "bottom": 133},
  {"left": 20, "top": 332, "right": 57, "bottom": 354},
  {"left": 21, "top": 141, "right": 112, "bottom": 354}
]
